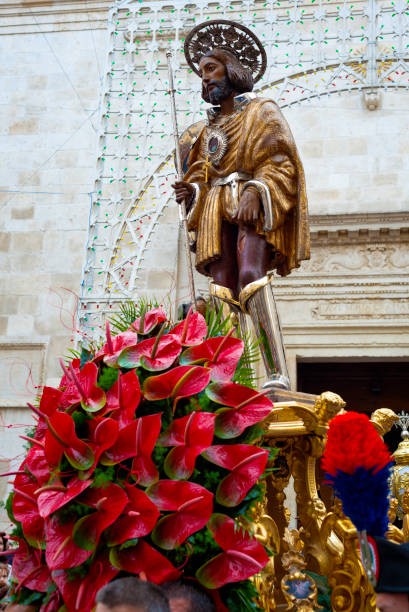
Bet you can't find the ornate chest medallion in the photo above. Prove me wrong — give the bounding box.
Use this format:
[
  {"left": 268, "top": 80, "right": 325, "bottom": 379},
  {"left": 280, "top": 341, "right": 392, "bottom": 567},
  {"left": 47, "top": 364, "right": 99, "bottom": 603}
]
[{"left": 204, "top": 126, "right": 228, "bottom": 166}]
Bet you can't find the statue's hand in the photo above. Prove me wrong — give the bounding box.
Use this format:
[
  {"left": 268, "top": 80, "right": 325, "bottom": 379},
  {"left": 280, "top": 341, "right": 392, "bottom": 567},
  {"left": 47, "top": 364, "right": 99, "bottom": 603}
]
[
  {"left": 233, "top": 187, "right": 260, "bottom": 225},
  {"left": 171, "top": 180, "right": 194, "bottom": 205}
]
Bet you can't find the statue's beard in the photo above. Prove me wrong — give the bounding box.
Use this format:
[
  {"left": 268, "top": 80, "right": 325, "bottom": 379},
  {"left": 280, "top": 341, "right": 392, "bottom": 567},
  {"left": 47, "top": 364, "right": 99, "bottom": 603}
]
[{"left": 206, "top": 76, "right": 234, "bottom": 104}]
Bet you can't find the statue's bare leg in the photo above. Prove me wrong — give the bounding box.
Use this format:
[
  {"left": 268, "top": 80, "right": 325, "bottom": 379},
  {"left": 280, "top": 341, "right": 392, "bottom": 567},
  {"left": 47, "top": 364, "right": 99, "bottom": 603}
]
[
  {"left": 208, "top": 221, "right": 239, "bottom": 293},
  {"left": 237, "top": 225, "right": 271, "bottom": 290},
  {"left": 237, "top": 225, "right": 290, "bottom": 390}
]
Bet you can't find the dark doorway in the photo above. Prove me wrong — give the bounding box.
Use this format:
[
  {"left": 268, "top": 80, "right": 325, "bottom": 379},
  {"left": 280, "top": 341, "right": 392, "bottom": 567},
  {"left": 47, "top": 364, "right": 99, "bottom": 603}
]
[{"left": 297, "top": 361, "right": 409, "bottom": 452}]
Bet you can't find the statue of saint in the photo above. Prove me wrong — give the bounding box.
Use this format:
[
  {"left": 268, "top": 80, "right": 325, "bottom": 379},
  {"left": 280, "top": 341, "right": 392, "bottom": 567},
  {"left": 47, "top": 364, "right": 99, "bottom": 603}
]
[{"left": 172, "top": 21, "right": 310, "bottom": 390}]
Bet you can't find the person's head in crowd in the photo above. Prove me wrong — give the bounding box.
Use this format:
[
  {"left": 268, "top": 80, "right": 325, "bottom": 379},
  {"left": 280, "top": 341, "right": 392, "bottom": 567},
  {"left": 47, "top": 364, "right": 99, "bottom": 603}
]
[
  {"left": 95, "top": 577, "right": 170, "bottom": 612},
  {"left": 0, "top": 534, "right": 7, "bottom": 553},
  {"left": 373, "top": 537, "right": 409, "bottom": 612},
  {"left": 162, "top": 580, "right": 216, "bottom": 612}
]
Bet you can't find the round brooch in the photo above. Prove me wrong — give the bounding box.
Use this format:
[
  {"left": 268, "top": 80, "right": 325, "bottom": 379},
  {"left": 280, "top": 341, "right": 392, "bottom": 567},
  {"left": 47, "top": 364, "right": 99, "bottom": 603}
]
[{"left": 204, "top": 127, "right": 229, "bottom": 166}]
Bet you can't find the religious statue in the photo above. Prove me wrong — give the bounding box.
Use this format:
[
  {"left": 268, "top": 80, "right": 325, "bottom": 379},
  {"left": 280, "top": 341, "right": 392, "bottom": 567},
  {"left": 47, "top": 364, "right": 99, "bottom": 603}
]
[{"left": 172, "top": 20, "right": 310, "bottom": 390}]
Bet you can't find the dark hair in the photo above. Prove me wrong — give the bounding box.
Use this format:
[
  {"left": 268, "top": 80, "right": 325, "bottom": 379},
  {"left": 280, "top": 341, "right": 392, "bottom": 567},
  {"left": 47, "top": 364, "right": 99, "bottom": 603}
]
[
  {"left": 200, "top": 48, "right": 253, "bottom": 103},
  {"left": 162, "top": 580, "right": 216, "bottom": 612},
  {"left": 96, "top": 577, "right": 170, "bottom": 612}
]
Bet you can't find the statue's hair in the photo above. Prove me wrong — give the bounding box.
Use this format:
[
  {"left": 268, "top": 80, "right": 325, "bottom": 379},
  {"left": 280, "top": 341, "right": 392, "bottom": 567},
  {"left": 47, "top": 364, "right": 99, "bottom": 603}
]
[{"left": 200, "top": 48, "right": 253, "bottom": 102}]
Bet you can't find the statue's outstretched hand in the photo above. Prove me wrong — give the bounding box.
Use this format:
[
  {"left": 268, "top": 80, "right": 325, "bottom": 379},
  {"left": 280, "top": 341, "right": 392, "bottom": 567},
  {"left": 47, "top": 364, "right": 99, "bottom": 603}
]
[
  {"left": 171, "top": 180, "right": 194, "bottom": 204},
  {"left": 233, "top": 188, "right": 260, "bottom": 225}
]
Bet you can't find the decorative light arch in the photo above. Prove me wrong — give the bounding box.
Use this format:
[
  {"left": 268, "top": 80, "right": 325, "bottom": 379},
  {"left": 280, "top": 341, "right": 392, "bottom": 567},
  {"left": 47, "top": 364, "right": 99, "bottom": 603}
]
[{"left": 79, "top": 0, "right": 409, "bottom": 342}]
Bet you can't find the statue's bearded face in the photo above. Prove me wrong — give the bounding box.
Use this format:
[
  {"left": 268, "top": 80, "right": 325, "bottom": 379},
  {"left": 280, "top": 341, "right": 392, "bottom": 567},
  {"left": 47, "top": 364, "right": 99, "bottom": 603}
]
[{"left": 199, "top": 55, "right": 234, "bottom": 104}]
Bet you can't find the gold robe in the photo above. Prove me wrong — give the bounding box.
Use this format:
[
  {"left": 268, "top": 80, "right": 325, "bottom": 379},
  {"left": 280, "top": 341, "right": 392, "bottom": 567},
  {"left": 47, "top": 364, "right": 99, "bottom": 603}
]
[{"left": 181, "top": 95, "right": 310, "bottom": 277}]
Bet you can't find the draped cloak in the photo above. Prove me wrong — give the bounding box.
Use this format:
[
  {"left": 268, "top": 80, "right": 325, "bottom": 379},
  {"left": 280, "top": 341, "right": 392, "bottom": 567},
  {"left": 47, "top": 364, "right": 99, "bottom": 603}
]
[{"left": 181, "top": 96, "right": 310, "bottom": 278}]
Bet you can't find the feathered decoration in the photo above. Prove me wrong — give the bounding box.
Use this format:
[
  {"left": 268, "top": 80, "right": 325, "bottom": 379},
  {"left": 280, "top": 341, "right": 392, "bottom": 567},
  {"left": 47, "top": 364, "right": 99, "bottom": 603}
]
[{"left": 321, "top": 411, "right": 393, "bottom": 537}]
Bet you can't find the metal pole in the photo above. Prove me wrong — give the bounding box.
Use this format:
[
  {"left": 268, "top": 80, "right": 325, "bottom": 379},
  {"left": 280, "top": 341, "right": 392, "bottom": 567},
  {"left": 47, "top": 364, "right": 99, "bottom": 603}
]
[{"left": 166, "top": 50, "right": 197, "bottom": 311}]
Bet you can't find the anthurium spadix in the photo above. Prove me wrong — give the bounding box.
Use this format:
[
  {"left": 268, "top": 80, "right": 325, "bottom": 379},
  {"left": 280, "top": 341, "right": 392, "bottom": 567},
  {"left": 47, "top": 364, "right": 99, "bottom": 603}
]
[
  {"left": 159, "top": 412, "right": 216, "bottom": 479},
  {"left": 206, "top": 381, "right": 273, "bottom": 438},
  {"left": 93, "top": 321, "right": 138, "bottom": 368},
  {"left": 180, "top": 332, "right": 244, "bottom": 382},
  {"left": 59, "top": 360, "right": 106, "bottom": 413},
  {"left": 170, "top": 308, "right": 207, "bottom": 346},
  {"left": 196, "top": 514, "right": 269, "bottom": 589},
  {"left": 146, "top": 480, "right": 214, "bottom": 550},
  {"left": 202, "top": 444, "right": 269, "bottom": 507}
]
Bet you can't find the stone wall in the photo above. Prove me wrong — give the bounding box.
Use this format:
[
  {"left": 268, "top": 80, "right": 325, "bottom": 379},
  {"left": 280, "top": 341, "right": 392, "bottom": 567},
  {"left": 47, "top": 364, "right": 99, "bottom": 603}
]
[{"left": 0, "top": 1, "right": 408, "bottom": 527}]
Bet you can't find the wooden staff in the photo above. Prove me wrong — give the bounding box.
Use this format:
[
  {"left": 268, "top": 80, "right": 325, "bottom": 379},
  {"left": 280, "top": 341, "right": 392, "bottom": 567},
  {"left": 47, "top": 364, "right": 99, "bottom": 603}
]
[{"left": 166, "top": 50, "right": 197, "bottom": 310}]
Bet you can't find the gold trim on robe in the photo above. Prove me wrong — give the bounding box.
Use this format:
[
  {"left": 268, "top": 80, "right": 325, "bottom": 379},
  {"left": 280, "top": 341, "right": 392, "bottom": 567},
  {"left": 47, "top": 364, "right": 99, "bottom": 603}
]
[{"left": 181, "top": 97, "right": 310, "bottom": 277}]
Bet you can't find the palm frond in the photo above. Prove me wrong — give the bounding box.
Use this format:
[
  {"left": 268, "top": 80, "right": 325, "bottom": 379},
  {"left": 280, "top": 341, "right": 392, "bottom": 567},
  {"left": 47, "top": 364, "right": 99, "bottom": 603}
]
[
  {"left": 205, "top": 303, "right": 234, "bottom": 338},
  {"left": 233, "top": 330, "right": 261, "bottom": 389},
  {"left": 108, "top": 298, "right": 161, "bottom": 333}
]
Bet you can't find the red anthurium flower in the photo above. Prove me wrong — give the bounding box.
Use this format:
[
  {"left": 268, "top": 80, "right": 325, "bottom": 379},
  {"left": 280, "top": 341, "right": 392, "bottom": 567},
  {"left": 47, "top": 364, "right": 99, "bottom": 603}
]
[
  {"left": 45, "top": 515, "right": 93, "bottom": 571},
  {"left": 201, "top": 445, "right": 269, "bottom": 507},
  {"left": 11, "top": 539, "right": 52, "bottom": 593},
  {"left": 128, "top": 307, "right": 167, "bottom": 335},
  {"left": 53, "top": 550, "right": 118, "bottom": 612},
  {"left": 143, "top": 366, "right": 211, "bottom": 413},
  {"left": 72, "top": 483, "right": 128, "bottom": 552},
  {"left": 25, "top": 446, "right": 51, "bottom": 487},
  {"left": 159, "top": 412, "right": 216, "bottom": 479},
  {"left": 110, "top": 539, "right": 181, "bottom": 584},
  {"left": 31, "top": 386, "right": 63, "bottom": 440},
  {"left": 105, "top": 483, "right": 160, "bottom": 546},
  {"left": 105, "top": 370, "right": 141, "bottom": 426},
  {"left": 59, "top": 361, "right": 106, "bottom": 413},
  {"left": 82, "top": 417, "right": 119, "bottom": 479},
  {"left": 12, "top": 472, "right": 45, "bottom": 547},
  {"left": 146, "top": 480, "right": 213, "bottom": 550},
  {"left": 180, "top": 332, "right": 244, "bottom": 381},
  {"left": 39, "top": 588, "right": 62, "bottom": 612},
  {"left": 206, "top": 381, "right": 273, "bottom": 438},
  {"left": 117, "top": 333, "right": 181, "bottom": 372},
  {"left": 100, "top": 413, "right": 161, "bottom": 486},
  {"left": 196, "top": 514, "right": 268, "bottom": 589},
  {"left": 37, "top": 475, "right": 92, "bottom": 518},
  {"left": 44, "top": 411, "right": 95, "bottom": 471},
  {"left": 170, "top": 309, "right": 207, "bottom": 346},
  {"left": 94, "top": 321, "right": 138, "bottom": 367}
]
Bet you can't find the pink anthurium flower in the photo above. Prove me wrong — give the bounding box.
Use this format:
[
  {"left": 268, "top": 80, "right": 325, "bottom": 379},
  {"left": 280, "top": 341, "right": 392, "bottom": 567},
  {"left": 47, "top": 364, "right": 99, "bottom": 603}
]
[
  {"left": 201, "top": 445, "right": 269, "bottom": 507},
  {"left": 10, "top": 539, "right": 52, "bottom": 593},
  {"left": 100, "top": 413, "right": 161, "bottom": 486},
  {"left": 59, "top": 360, "right": 106, "bottom": 413},
  {"left": 12, "top": 472, "right": 45, "bottom": 547},
  {"left": 36, "top": 475, "right": 92, "bottom": 518},
  {"left": 44, "top": 411, "right": 95, "bottom": 471},
  {"left": 170, "top": 309, "right": 207, "bottom": 346},
  {"left": 146, "top": 480, "right": 213, "bottom": 550},
  {"left": 143, "top": 366, "right": 211, "bottom": 414},
  {"left": 105, "top": 483, "right": 160, "bottom": 546},
  {"left": 180, "top": 331, "right": 244, "bottom": 381},
  {"left": 128, "top": 307, "right": 167, "bottom": 335},
  {"left": 206, "top": 381, "right": 273, "bottom": 438},
  {"left": 93, "top": 320, "right": 138, "bottom": 368},
  {"left": 117, "top": 332, "right": 181, "bottom": 372},
  {"left": 110, "top": 539, "right": 181, "bottom": 584},
  {"left": 52, "top": 550, "right": 118, "bottom": 612},
  {"left": 72, "top": 483, "right": 128, "bottom": 552},
  {"left": 159, "top": 412, "right": 216, "bottom": 479},
  {"left": 196, "top": 514, "right": 269, "bottom": 589},
  {"left": 105, "top": 370, "right": 141, "bottom": 426}
]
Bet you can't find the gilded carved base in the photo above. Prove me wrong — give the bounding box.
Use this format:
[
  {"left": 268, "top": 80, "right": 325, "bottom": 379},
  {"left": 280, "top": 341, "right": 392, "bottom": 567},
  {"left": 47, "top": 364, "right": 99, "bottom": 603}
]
[{"left": 249, "top": 393, "right": 403, "bottom": 611}]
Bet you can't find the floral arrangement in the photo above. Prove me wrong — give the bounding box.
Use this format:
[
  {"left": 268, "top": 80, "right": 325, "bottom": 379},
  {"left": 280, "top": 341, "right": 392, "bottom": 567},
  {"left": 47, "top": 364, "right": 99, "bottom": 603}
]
[{"left": 4, "top": 304, "right": 274, "bottom": 611}]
